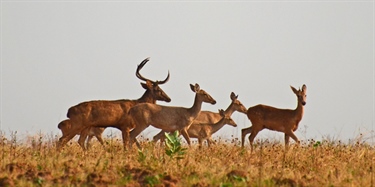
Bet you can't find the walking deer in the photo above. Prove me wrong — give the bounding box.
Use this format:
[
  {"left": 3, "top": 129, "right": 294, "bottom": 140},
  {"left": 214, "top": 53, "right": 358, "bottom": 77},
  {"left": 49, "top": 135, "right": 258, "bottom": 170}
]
[
  {"left": 195, "top": 109, "right": 237, "bottom": 148},
  {"left": 57, "top": 58, "right": 171, "bottom": 151},
  {"left": 241, "top": 84, "right": 307, "bottom": 151},
  {"left": 153, "top": 92, "right": 247, "bottom": 144},
  {"left": 58, "top": 119, "right": 105, "bottom": 148},
  {"left": 128, "top": 83, "right": 216, "bottom": 148}
]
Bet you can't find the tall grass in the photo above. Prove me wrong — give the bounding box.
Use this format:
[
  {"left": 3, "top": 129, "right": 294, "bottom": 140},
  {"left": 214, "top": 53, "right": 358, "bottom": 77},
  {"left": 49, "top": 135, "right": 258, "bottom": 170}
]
[{"left": 0, "top": 131, "right": 374, "bottom": 186}]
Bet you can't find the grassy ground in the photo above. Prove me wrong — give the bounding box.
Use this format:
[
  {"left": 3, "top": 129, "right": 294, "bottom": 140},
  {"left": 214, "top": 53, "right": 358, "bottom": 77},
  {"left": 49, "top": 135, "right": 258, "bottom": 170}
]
[{"left": 0, "top": 133, "right": 374, "bottom": 187}]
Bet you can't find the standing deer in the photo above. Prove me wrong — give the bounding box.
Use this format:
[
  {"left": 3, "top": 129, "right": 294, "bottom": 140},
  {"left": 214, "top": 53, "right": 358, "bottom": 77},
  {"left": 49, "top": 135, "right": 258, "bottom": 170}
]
[
  {"left": 128, "top": 83, "right": 216, "bottom": 148},
  {"left": 195, "top": 109, "right": 237, "bottom": 148},
  {"left": 152, "top": 92, "right": 247, "bottom": 144},
  {"left": 241, "top": 84, "right": 307, "bottom": 151},
  {"left": 58, "top": 119, "right": 105, "bottom": 148},
  {"left": 57, "top": 57, "right": 171, "bottom": 151}
]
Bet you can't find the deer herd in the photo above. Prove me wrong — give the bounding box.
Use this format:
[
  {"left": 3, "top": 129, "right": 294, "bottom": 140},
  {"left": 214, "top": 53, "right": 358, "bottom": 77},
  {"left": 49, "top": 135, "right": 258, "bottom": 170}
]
[{"left": 57, "top": 58, "right": 307, "bottom": 152}]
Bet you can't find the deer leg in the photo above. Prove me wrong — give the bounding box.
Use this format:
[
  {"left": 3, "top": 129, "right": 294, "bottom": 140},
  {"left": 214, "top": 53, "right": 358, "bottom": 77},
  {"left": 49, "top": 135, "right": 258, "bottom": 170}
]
[
  {"left": 180, "top": 128, "right": 191, "bottom": 146},
  {"left": 57, "top": 133, "right": 76, "bottom": 151},
  {"left": 120, "top": 128, "right": 130, "bottom": 150},
  {"left": 241, "top": 126, "right": 252, "bottom": 148},
  {"left": 248, "top": 130, "right": 260, "bottom": 152},
  {"left": 208, "top": 138, "right": 216, "bottom": 147},
  {"left": 78, "top": 128, "right": 89, "bottom": 151},
  {"left": 152, "top": 130, "right": 165, "bottom": 143},
  {"left": 160, "top": 134, "right": 166, "bottom": 145},
  {"left": 95, "top": 134, "right": 105, "bottom": 147},
  {"left": 284, "top": 134, "right": 290, "bottom": 149},
  {"left": 198, "top": 138, "right": 203, "bottom": 149},
  {"left": 286, "top": 131, "right": 300, "bottom": 144},
  {"left": 129, "top": 125, "right": 148, "bottom": 149},
  {"left": 135, "top": 139, "right": 141, "bottom": 148},
  {"left": 86, "top": 135, "right": 93, "bottom": 149}
]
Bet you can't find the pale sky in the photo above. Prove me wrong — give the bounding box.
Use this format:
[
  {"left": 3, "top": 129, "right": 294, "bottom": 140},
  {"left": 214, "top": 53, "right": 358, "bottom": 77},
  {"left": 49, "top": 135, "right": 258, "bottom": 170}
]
[{"left": 1, "top": 1, "right": 374, "bottom": 144}]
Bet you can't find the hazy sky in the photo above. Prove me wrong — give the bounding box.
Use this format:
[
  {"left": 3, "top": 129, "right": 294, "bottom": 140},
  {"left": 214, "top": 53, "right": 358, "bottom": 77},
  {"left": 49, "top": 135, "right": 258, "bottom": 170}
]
[{"left": 1, "top": 1, "right": 374, "bottom": 144}]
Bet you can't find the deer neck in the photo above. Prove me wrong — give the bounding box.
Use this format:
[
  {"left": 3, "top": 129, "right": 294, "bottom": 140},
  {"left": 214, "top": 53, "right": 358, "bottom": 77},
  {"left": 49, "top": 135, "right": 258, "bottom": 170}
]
[
  {"left": 137, "top": 90, "right": 157, "bottom": 104},
  {"left": 294, "top": 99, "right": 304, "bottom": 121},
  {"left": 210, "top": 118, "right": 227, "bottom": 134},
  {"left": 223, "top": 103, "right": 236, "bottom": 116},
  {"left": 188, "top": 94, "right": 203, "bottom": 118}
]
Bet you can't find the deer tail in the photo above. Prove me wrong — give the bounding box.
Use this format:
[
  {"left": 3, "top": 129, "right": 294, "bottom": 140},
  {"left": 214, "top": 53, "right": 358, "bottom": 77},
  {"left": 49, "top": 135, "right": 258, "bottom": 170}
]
[
  {"left": 57, "top": 121, "right": 63, "bottom": 129},
  {"left": 67, "top": 106, "right": 78, "bottom": 118}
]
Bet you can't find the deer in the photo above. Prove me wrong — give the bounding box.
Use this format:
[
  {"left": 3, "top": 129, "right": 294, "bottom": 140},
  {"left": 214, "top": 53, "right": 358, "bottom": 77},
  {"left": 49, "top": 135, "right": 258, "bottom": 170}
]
[
  {"left": 57, "top": 57, "right": 171, "bottom": 151},
  {"left": 57, "top": 119, "right": 105, "bottom": 148},
  {"left": 195, "top": 109, "right": 237, "bottom": 148},
  {"left": 241, "top": 84, "right": 307, "bottom": 151},
  {"left": 152, "top": 92, "right": 247, "bottom": 144},
  {"left": 128, "top": 83, "right": 216, "bottom": 148}
]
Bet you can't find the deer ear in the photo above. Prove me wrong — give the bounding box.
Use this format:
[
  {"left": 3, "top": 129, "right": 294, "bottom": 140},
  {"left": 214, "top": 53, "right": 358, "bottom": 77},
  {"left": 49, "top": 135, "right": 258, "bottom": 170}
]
[
  {"left": 190, "top": 83, "right": 200, "bottom": 92},
  {"left": 190, "top": 84, "right": 196, "bottom": 92},
  {"left": 291, "top": 86, "right": 298, "bottom": 94},
  {"left": 218, "top": 109, "right": 225, "bottom": 116},
  {"left": 230, "top": 92, "right": 238, "bottom": 100},
  {"left": 302, "top": 84, "right": 307, "bottom": 92},
  {"left": 141, "top": 83, "right": 148, "bottom": 89}
]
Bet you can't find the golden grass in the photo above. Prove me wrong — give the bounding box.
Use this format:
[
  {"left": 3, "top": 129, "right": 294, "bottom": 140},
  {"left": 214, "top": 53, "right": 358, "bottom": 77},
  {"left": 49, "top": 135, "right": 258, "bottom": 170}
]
[{"left": 0, "top": 133, "right": 374, "bottom": 187}]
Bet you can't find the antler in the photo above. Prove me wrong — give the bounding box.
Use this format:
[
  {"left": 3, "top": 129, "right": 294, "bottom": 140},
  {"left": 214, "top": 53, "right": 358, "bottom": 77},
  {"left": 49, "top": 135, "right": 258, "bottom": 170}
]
[
  {"left": 156, "top": 70, "right": 170, "bottom": 85},
  {"left": 136, "top": 57, "right": 150, "bottom": 82},
  {"left": 136, "top": 57, "right": 170, "bottom": 85}
]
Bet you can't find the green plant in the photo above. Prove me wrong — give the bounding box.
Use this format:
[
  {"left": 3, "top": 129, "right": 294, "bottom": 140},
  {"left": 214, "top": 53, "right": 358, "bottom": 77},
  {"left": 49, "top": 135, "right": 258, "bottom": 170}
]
[
  {"left": 232, "top": 175, "right": 246, "bottom": 182},
  {"left": 164, "top": 131, "right": 187, "bottom": 160},
  {"left": 144, "top": 174, "right": 161, "bottom": 186},
  {"left": 138, "top": 149, "right": 147, "bottom": 163},
  {"left": 314, "top": 141, "right": 321, "bottom": 148},
  {"left": 220, "top": 183, "right": 233, "bottom": 187}
]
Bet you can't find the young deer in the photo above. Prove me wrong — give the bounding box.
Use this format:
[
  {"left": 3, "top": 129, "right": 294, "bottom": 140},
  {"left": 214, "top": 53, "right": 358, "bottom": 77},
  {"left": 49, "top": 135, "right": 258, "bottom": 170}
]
[
  {"left": 152, "top": 92, "right": 247, "bottom": 144},
  {"left": 57, "top": 58, "right": 171, "bottom": 151},
  {"left": 57, "top": 119, "right": 105, "bottom": 148},
  {"left": 241, "top": 84, "right": 307, "bottom": 151},
  {"left": 195, "top": 109, "right": 237, "bottom": 148},
  {"left": 128, "top": 83, "right": 216, "bottom": 148}
]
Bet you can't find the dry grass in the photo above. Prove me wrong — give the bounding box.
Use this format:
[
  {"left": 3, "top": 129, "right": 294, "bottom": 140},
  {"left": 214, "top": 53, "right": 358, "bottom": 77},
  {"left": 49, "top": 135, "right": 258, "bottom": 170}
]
[{"left": 0, "top": 132, "right": 374, "bottom": 187}]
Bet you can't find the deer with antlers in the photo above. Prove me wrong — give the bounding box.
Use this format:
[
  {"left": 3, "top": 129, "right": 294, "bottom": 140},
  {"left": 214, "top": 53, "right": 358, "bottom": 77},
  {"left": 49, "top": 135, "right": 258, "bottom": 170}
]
[
  {"left": 152, "top": 92, "right": 247, "bottom": 144},
  {"left": 57, "top": 58, "right": 171, "bottom": 151},
  {"left": 128, "top": 83, "right": 216, "bottom": 148},
  {"left": 241, "top": 84, "right": 307, "bottom": 151},
  {"left": 58, "top": 119, "right": 105, "bottom": 148}
]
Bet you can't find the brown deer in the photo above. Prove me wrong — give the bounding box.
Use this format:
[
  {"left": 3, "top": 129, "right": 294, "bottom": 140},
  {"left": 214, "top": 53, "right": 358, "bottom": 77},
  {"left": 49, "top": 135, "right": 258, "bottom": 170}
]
[
  {"left": 58, "top": 119, "right": 105, "bottom": 148},
  {"left": 195, "top": 109, "right": 237, "bottom": 148},
  {"left": 57, "top": 58, "right": 171, "bottom": 151},
  {"left": 241, "top": 84, "right": 307, "bottom": 151},
  {"left": 128, "top": 83, "right": 216, "bottom": 148},
  {"left": 152, "top": 92, "right": 247, "bottom": 144}
]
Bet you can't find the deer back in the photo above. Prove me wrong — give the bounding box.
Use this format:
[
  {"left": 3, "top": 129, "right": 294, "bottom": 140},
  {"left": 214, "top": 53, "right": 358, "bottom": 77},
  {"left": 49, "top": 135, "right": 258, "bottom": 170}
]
[{"left": 67, "top": 100, "right": 138, "bottom": 127}]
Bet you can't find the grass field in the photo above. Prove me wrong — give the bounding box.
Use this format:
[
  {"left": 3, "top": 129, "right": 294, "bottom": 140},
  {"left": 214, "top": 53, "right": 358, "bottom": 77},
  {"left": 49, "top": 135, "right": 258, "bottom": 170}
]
[{"left": 0, "top": 132, "right": 374, "bottom": 187}]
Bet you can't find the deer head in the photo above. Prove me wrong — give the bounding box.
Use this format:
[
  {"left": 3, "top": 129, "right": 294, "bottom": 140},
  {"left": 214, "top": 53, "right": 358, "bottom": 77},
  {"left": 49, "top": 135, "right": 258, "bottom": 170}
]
[
  {"left": 137, "top": 57, "right": 171, "bottom": 102},
  {"left": 230, "top": 92, "right": 247, "bottom": 114},
  {"left": 219, "top": 109, "right": 237, "bottom": 127},
  {"left": 190, "top": 83, "right": 216, "bottom": 105},
  {"left": 291, "top": 84, "right": 307, "bottom": 106}
]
